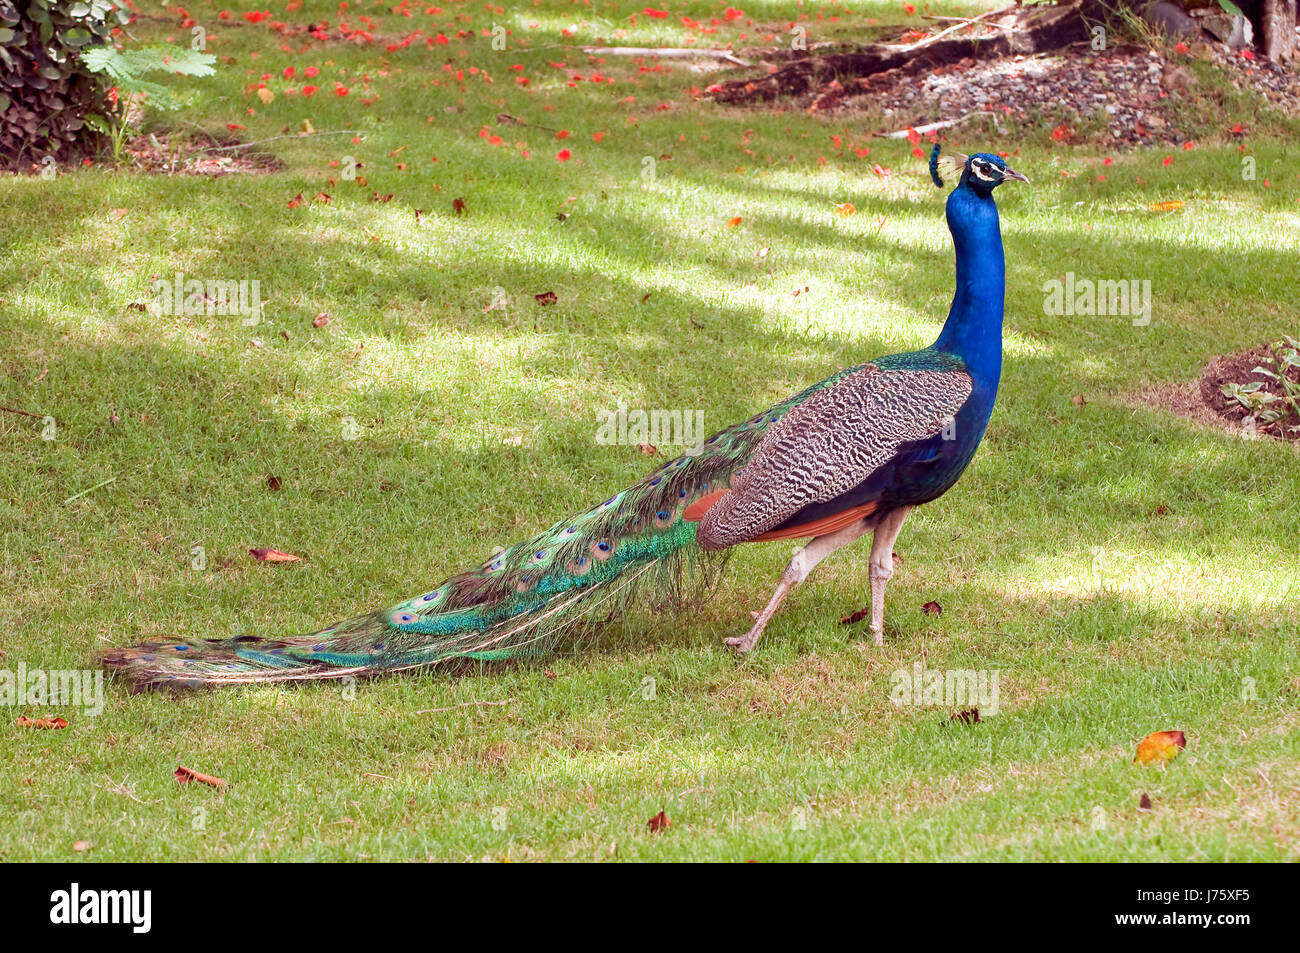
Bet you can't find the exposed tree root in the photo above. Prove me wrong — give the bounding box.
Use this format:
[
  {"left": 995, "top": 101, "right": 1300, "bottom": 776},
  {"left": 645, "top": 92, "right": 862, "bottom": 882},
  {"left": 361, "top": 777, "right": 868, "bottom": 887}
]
[{"left": 707, "top": 0, "right": 1109, "bottom": 110}]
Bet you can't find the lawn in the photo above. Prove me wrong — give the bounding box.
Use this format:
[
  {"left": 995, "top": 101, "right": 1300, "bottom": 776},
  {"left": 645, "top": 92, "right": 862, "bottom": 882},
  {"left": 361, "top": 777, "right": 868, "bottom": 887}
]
[{"left": 1, "top": 0, "right": 1298, "bottom": 861}]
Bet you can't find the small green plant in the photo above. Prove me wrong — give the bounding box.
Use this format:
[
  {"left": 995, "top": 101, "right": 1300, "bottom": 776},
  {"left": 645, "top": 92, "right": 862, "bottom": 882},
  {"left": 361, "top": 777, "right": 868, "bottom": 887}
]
[
  {"left": 1222, "top": 335, "right": 1300, "bottom": 435},
  {"left": 79, "top": 43, "right": 214, "bottom": 163}
]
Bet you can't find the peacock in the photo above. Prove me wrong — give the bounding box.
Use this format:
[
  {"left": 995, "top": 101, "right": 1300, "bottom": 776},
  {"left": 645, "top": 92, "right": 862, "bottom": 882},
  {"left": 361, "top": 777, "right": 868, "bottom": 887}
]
[{"left": 101, "top": 147, "right": 1027, "bottom": 691}]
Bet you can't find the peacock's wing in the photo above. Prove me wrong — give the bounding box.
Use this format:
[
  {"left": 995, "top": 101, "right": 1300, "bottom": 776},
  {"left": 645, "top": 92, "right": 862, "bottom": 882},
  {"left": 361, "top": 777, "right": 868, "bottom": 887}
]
[{"left": 690, "top": 358, "right": 972, "bottom": 549}]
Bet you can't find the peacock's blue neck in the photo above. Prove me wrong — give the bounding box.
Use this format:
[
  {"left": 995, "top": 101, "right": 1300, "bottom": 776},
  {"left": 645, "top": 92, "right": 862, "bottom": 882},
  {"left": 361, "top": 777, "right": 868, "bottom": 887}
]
[{"left": 933, "top": 184, "right": 1005, "bottom": 391}]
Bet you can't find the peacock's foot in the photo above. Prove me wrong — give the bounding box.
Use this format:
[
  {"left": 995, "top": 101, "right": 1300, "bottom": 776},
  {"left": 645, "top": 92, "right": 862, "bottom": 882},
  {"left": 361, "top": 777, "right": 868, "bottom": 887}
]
[{"left": 724, "top": 627, "right": 763, "bottom": 653}]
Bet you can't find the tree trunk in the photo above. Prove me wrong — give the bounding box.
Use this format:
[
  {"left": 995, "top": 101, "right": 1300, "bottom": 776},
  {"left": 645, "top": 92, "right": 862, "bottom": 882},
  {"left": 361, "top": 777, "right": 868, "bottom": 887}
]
[{"left": 1249, "top": 0, "right": 1296, "bottom": 62}]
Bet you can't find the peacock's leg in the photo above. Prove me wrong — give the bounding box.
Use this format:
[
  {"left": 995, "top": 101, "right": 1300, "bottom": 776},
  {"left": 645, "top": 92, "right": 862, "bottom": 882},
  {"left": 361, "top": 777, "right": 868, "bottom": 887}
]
[
  {"left": 725, "top": 516, "right": 877, "bottom": 654},
  {"left": 867, "top": 505, "right": 913, "bottom": 646}
]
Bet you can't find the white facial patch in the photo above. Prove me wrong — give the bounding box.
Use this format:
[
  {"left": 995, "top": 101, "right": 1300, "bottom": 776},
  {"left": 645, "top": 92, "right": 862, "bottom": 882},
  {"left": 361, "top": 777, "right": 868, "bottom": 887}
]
[{"left": 970, "top": 161, "right": 998, "bottom": 182}]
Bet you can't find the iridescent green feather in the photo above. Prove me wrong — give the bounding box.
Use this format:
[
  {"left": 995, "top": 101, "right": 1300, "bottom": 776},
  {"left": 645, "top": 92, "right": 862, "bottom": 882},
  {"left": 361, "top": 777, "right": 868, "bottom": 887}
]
[{"left": 100, "top": 365, "right": 868, "bottom": 691}]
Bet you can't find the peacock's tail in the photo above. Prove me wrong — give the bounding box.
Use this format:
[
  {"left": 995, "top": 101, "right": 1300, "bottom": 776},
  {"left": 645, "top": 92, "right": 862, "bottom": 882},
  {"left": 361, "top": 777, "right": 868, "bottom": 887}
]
[{"left": 100, "top": 372, "right": 859, "bottom": 691}]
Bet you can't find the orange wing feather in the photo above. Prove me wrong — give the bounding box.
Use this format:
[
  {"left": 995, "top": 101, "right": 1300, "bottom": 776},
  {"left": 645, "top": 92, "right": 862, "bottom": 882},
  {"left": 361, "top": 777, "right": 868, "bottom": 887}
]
[{"left": 684, "top": 490, "right": 878, "bottom": 543}]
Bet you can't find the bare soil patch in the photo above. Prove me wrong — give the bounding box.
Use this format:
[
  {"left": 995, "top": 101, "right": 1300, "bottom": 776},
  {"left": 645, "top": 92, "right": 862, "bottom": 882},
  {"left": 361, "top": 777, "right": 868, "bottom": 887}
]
[
  {"left": 126, "top": 131, "right": 283, "bottom": 176},
  {"left": 1140, "top": 343, "right": 1300, "bottom": 443}
]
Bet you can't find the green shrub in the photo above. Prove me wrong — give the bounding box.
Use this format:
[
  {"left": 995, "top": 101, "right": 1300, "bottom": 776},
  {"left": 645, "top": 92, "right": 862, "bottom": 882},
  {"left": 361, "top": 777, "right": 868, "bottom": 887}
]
[{"left": 0, "top": 0, "right": 128, "bottom": 170}]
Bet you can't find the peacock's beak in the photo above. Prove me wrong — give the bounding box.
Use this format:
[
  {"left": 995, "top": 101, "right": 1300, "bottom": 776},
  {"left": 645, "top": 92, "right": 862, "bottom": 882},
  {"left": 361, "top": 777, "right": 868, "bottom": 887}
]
[{"left": 1003, "top": 166, "right": 1030, "bottom": 184}]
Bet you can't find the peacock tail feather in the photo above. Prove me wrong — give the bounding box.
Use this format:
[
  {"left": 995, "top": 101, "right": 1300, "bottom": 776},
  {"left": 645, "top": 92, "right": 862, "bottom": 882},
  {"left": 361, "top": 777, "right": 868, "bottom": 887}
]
[{"left": 101, "top": 366, "right": 869, "bottom": 691}]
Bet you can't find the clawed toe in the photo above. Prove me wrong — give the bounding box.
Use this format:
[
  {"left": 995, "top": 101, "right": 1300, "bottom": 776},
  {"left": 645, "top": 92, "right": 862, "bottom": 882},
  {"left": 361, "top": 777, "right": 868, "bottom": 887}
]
[{"left": 724, "top": 633, "right": 758, "bottom": 653}]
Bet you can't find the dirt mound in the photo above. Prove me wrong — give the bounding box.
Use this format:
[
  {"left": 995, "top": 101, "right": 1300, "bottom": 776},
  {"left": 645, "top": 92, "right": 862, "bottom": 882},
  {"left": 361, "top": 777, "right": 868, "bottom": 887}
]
[{"left": 1199, "top": 343, "right": 1300, "bottom": 441}]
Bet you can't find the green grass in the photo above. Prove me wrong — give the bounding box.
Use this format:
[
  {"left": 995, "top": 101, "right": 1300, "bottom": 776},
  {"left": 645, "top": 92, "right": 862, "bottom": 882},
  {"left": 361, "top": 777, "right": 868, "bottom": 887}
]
[{"left": 2, "top": 0, "right": 1299, "bottom": 861}]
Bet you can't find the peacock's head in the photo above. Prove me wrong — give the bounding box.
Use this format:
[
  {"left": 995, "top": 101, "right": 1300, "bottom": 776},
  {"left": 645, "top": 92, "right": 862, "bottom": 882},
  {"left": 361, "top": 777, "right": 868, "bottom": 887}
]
[
  {"left": 962, "top": 152, "right": 1029, "bottom": 193},
  {"left": 930, "top": 146, "right": 1029, "bottom": 195}
]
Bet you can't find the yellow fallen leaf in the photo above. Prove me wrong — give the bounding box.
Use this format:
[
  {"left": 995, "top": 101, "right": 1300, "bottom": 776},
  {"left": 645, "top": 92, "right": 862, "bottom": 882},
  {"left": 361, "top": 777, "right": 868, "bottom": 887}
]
[
  {"left": 833, "top": 202, "right": 856, "bottom": 217},
  {"left": 1134, "top": 730, "right": 1186, "bottom": 764},
  {"left": 1149, "top": 200, "right": 1183, "bottom": 212}
]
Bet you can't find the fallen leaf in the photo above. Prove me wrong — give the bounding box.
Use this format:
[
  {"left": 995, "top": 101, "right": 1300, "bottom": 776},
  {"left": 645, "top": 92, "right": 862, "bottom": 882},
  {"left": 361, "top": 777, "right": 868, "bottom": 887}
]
[
  {"left": 726, "top": 216, "right": 743, "bottom": 228},
  {"left": 16, "top": 716, "right": 68, "bottom": 729},
  {"left": 839, "top": 606, "right": 869, "bottom": 626},
  {"left": 174, "top": 765, "right": 228, "bottom": 788},
  {"left": 544, "top": 670, "right": 557, "bottom": 680},
  {"left": 287, "top": 192, "right": 306, "bottom": 209},
  {"left": 951, "top": 707, "right": 980, "bottom": 724},
  {"left": 1150, "top": 200, "right": 1184, "bottom": 212},
  {"left": 833, "top": 202, "right": 856, "bottom": 217},
  {"left": 249, "top": 548, "right": 301, "bottom": 563},
  {"left": 1139, "top": 793, "right": 1153, "bottom": 810},
  {"left": 647, "top": 809, "right": 671, "bottom": 832},
  {"left": 108, "top": 208, "right": 129, "bottom": 220},
  {"left": 1134, "top": 730, "right": 1186, "bottom": 765},
  {"left": 452, "top": 197, "right": 467, "bottom": 215},
  {"left": 73, "top": 840, "right": 90, "bottom": 852},
  {"left": 313, "top": 312, "right": 330, "bottom": 328},
  {"left": 636, "top": 443, "right": 657, "bottom": 455},
  {"left": 534, "top": 291, "right": 558, "bottom": 305},
  {"left": 1071, "top": 393, "right": 1087, "bottom": 408},
  {"left": 921, "top": 600, "right": 942, "bottom": 617},
  {"left": 266, "top": 475, "right": 282, "bottom": 491}
]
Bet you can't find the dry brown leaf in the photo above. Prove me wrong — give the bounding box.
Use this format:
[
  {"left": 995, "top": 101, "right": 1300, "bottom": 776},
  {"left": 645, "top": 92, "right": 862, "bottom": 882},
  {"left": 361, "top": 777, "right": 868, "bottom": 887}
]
[
  {"left": 647, "top": 809, "right": 671, "bottom": 833},
  {"left": 313, "top": 312, "right": 330, "bottom": 328},
  {"left": 534, "top": 291, "right": 558, "bottom": 305},
  {"left": 636, "top": 443, "right": 658, "bottom": 455},
  {"left": 950, "top": 707, "right": 981, "bottom": 724},
  {"left": 922, "top": 600, "right": 943, "bottom": 617},
  {"left": 839, "top": 605, "right": 869, "bottom": 626}
]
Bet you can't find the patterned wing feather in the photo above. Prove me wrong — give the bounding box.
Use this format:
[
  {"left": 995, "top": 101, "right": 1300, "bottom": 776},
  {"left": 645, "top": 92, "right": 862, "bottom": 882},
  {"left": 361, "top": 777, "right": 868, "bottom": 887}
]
[{"left": 694, "top": 363, "right": 972, "bottom": 549}]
